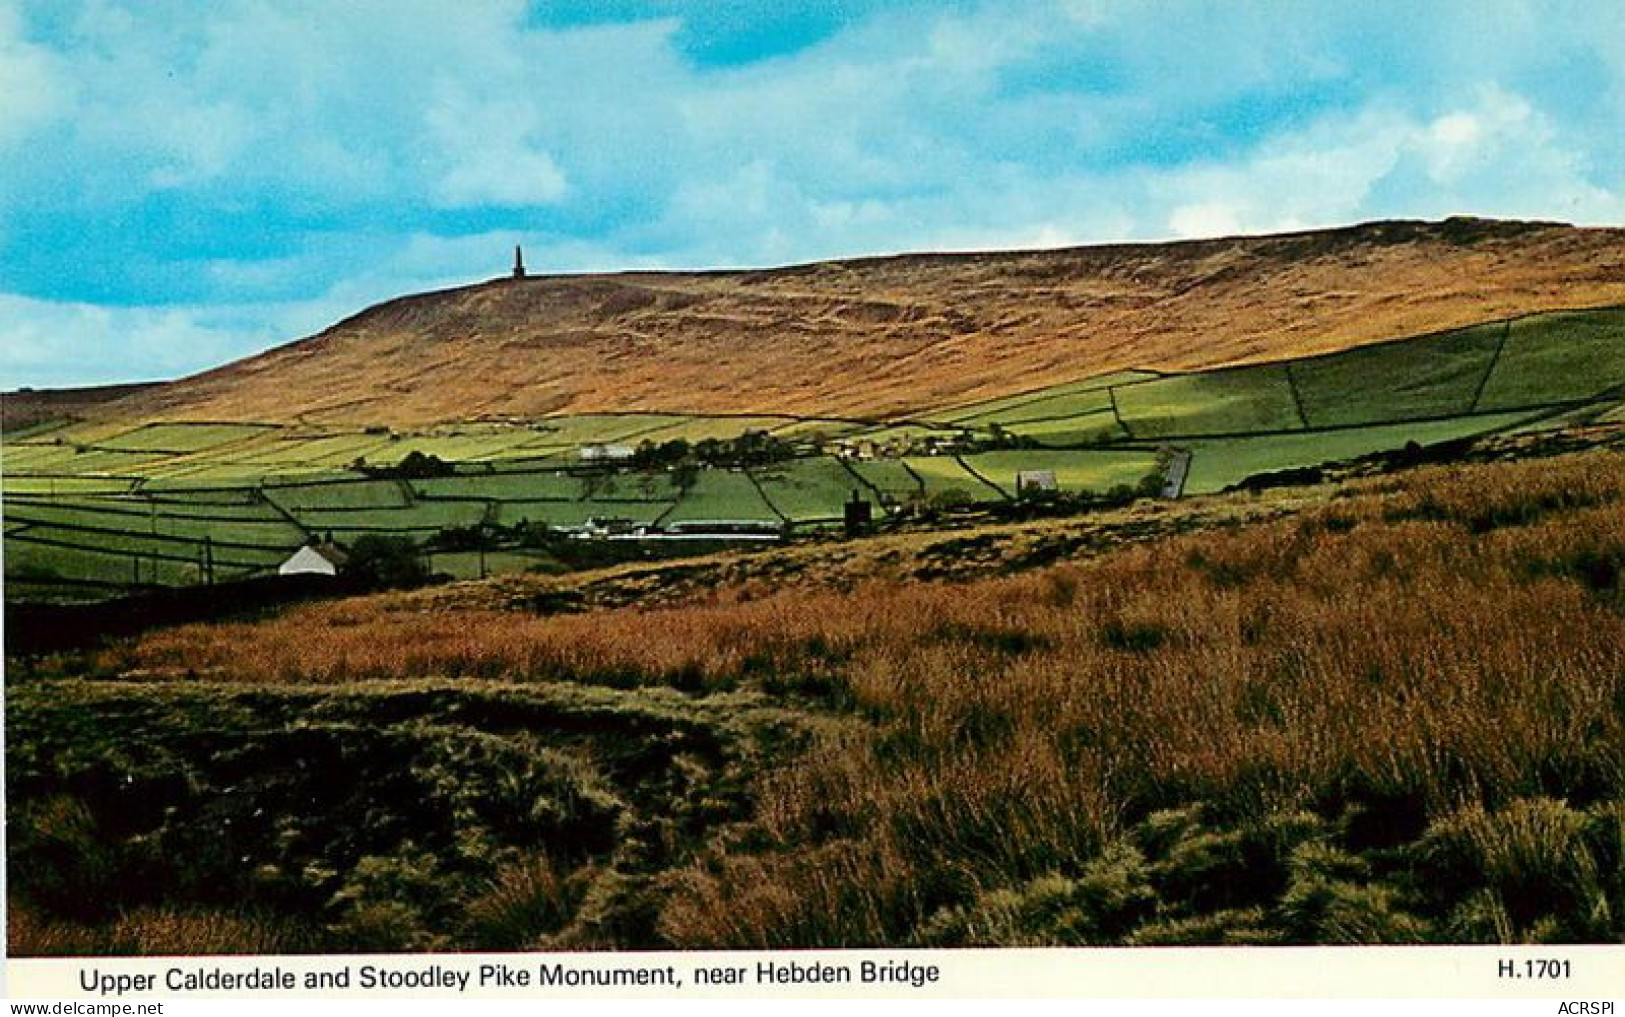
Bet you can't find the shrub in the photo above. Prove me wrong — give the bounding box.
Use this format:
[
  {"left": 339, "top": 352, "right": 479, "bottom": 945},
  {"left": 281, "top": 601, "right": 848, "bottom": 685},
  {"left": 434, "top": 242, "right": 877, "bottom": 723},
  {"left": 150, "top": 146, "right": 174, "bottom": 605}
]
[{"left": 342, "top": 535, "right": 430, "bottom": 590}]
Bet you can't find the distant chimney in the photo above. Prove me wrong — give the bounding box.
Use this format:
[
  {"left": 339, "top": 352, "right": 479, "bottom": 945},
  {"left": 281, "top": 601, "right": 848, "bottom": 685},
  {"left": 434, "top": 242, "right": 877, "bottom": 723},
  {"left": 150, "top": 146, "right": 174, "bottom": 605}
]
[{"left": 513, "top": 245, "right": 526, "bottom": 279}]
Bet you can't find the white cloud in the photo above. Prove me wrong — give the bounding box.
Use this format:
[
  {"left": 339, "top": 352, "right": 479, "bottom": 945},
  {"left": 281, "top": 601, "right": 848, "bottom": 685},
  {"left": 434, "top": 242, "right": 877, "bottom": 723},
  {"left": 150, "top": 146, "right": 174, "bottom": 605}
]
[
  {"left": 0, "top": 227, "right": 618, "bottom": 389},
  {"left": 424, "top": 88, "right": 569, "bottom": 208},
  {"left": 0, "top": 294, "right": 282, "bottom": 387},
  {"left": 1167, "top": 202, "right": 1245, "bottom": 240},
  {"left": 5, "top": 1, "right": 1625, "bottom": 387},
  {"left": 0, "top": 1, "right": 72, "bottom": 144},
  {"left": 1154, "top": 86, "right": 1624, "bottom": 240}
]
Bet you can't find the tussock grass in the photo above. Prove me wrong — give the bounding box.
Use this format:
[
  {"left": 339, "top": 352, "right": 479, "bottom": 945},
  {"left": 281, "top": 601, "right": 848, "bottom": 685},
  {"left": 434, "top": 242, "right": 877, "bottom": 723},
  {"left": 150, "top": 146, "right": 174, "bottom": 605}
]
[
  {"left": 9, "top": 905, "right": 320, "bottom": 957},
  {"left": 16, "top": 448, "right": 1625, "bottom": 949}
]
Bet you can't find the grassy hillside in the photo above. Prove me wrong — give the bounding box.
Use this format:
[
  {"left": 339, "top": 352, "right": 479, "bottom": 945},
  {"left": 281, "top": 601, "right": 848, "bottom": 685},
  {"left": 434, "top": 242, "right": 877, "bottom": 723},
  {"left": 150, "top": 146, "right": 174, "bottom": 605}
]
[
  {"left": 11, "top": 442, "right": 1625, "bottom": 952},
  {"left": 71, "top": 218, "right": 1625, "bottom": 427},
  {"left": 7, "top": 302, "right": 1623, "bottom": 603}
]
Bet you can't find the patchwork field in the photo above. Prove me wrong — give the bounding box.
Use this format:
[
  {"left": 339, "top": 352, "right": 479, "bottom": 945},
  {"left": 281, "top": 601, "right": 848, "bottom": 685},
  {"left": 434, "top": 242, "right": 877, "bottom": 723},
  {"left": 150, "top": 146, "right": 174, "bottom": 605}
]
[{"left": 5, "top": 304, "right": 1623, "bottom": 602}]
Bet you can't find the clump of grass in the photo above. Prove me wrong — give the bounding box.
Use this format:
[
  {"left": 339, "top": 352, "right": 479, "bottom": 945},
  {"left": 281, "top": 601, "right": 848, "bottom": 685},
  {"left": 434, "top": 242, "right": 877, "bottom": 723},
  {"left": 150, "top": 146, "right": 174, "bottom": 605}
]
[
  {"left": 8, "top": 905, "right": 320, "bottom": 956},
  {"left": 1376, "top": 451, "right": 1625, "bottom": 533},
  {"left": 915, "top": 841, "right": 1157, "bottom": 946},
  {"left": 1410, "top": 797, "right": 1620, "bottom": 942},
  {"left": 8, "top": 906, "right": 107, "bottom": 957},
  {"left": 10, "top": 796, "right": 127, "bottom": 922},
  {"left": 459, "top": 853, "right": 589, "bottom": 950},
  {"left": 1126, "top": 908, "right": 1281, "bottom": 945},
  {"left": 1277, "top": 842, "right": 1430, "bottom": 943},
  {"left": 109, "top": 908, "right": 321, "bottom": 955},
  {"left": 655, "top": 840, "right": 920, "bottom": 948}
]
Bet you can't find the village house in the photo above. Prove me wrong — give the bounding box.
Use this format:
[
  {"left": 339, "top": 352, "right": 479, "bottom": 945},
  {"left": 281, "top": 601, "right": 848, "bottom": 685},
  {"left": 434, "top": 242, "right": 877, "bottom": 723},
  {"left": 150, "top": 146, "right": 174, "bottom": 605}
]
[
  {"left": 277, "top": 540, "right": 348, "bottom": 577},
  {"left": 578, "top": 442, "right": 636, "bottom": 463}
]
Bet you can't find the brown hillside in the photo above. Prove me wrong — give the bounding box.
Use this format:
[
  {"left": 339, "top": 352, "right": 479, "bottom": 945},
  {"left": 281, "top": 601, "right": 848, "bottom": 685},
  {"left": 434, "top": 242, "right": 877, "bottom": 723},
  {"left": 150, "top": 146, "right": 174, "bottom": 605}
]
[
  {"left": 3, "top": 382, "right": 163, "bottom": 431},
  {"left": 109, "top": 218, "right": 1625, "bottom": 427}
]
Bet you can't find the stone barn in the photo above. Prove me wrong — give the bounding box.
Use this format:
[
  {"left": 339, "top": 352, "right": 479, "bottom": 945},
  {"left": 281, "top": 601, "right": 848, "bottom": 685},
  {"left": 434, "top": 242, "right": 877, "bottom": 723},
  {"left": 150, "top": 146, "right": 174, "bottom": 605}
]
[{"left": 1015, "top": 469, "right": 1059, "bottom": 495}]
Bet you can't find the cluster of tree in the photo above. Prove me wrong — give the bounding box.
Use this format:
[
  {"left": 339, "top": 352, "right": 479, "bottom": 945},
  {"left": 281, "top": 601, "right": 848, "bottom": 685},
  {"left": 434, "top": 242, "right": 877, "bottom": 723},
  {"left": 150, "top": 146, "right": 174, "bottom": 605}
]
[
  {"left": 427, "top": 519, "right": 694, "bottom": 571},
  {"left": 994, "top": 470, "right": 1165, "bottom": 519},
  {"left": 354, "top": 450, "right": 456, "bottom": 479},
  {"left": 427, "top": 519, "right": 557, "bottom": 552},
  {"left": 341, "top": 535, "right": 432, "bottom": 589},
  {"left": 630, "top": 430, "right": 797, "bottom": 472},
  {"left": 977, "top": 424, "right": 1042, "bottom": 451},
  {"left": 888, "top": 467, "right": 1166, "bottom": 527}
]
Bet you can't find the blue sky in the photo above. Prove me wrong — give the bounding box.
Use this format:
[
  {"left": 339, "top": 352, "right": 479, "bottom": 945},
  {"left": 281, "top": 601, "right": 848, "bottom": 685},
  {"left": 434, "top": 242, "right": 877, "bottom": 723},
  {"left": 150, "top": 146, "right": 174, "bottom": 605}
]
[{"left": 3, "top": 0, "right": 1623, "bottom": 388}]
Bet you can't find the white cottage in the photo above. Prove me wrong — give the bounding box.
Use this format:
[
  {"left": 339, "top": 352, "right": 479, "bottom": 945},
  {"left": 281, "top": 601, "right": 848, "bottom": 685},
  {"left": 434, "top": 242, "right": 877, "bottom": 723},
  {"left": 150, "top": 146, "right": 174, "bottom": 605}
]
[
  {"left": 579, "top": 443, "right": 636, "bottom": 463},
  {"left": 278, "top": 543, "right": 347, "bottom": 576}
]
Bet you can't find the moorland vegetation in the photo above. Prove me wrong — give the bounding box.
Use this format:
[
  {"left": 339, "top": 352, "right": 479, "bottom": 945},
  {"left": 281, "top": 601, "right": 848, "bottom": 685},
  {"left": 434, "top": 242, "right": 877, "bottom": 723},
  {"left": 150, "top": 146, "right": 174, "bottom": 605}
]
[{"left": 10, "top": 444, "right": 1625, "bottom": 952}]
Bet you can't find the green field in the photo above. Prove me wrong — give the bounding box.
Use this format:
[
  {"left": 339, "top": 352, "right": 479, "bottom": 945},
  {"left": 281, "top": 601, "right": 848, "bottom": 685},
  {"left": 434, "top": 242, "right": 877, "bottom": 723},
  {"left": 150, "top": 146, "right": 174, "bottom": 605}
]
[
  {"left": 5, "top": 538, "right": 269, "bottom": 587},
  {"left": 4, "top": 498, "right": 304, "bottom": 546},
  {"left": 223, "top": 433, "right": 395, "bottom": 468},
  {"left": 526, "top": 413, "right": 692, "bottom": 446},
  {"left": 2, "top": 476, "right": 139, "bottom": 496},
  {"left": 93, "top": 422, "right": 279, "bottom": 453},
  {"left": 1, "top": 447, "right": 167, "bottom": 474},
  {"left": 1112, "top": 364, "right": 1303, "bottom": 439},
  {"left": 6, "top": 306, "right": 1624, "bottom": 600},
  {"left": 424, "top": 548, "right": 561, "bottom": 581},
  {"left": 1177, "top": 411, "right": 1538, "bottom": 494},
  {"left": 752, "top": 457, "right": 866, "bottom": 523},
  {"left": 292, "top": 502, "right": 492, "bottom": 535},
  {"left": 901, "top": 456, "right": 1008, "bottom": 500},
  {"left": 1475, "top": 308, "right": 1625, "bottom": 411},
  {"left": 1003, "top": 410, "right": 1129, "bottom": 446},
  {"left": 948, "top": 385, "right": 1117, "bottom": 428},
  {"left": 582, "top": 471, "right": 679, "bottom": 502},
  {"left": 929, "top": 370, "right": 1160, "bottom": 425},
  {"left": 621, "top": 415, "right": 804, "bottom": 445},
  {"left": 1291, "top": 322, "right": 1505, "bottom": 427},
  {"left": 766, "top": 417, "right": 868, "bottom": 440},
  {"left": 492, "top": 499, "right": 673, "bottom": 529},
  {"left": 370, "top": 430, "right": 550, "bottom": 462},
  {"left": 843, "top": 459, "right": 921, "bottom": 502},
  {"left": 658, "top": 469, "right": 781, "bottom": 525},
  {"left": 960, "top": 449, "right": 1164, "bottom": 494},
  {"left": 264, "top": 479, "right": 409, "bottom": 511},
  {"left": 412, "top": 470, "right": 584, "bottom": 502}
]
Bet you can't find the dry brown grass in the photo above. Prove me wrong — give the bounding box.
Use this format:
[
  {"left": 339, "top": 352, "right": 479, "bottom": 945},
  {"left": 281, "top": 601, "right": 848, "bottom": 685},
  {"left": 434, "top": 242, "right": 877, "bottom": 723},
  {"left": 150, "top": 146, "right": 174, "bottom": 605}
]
[
  {"left": 66, "top": 448, "right": 1625, "bottom": 946},
  {"left": 108, "top": 219, "right": 1625, "bottom": 426},
  {"left": 9, "top": 904, "right": 318, "bottom": 957},
  {"left": 91, "top": 449, "right": 1625, "bottom": 946}
]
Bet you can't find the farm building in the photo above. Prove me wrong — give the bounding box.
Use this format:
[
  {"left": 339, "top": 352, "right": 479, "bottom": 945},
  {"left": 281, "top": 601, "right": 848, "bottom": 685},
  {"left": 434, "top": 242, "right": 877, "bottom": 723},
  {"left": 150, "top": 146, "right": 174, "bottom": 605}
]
[
  {"left": 1161, "top": 450, "right": 1193, "bottom": 499},
  {"left": 278, "top": 542, "right": 348, "bottom": 577},
  {"left": 579, "top": 442, "right": 636, "bottom": 462},
  {"left": 1015, "top": 469, "right": 1059, "bottom": 494},
  {"left": 575, "top": 516, "right": 640, "bottom": 538}
]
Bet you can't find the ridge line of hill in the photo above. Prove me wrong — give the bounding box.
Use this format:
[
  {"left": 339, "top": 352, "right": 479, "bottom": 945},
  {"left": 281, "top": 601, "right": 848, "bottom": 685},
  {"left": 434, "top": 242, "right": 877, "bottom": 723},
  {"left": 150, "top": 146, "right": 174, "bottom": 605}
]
[{"left": 20, "top": 216, "right": 1625, "bottom": 429}]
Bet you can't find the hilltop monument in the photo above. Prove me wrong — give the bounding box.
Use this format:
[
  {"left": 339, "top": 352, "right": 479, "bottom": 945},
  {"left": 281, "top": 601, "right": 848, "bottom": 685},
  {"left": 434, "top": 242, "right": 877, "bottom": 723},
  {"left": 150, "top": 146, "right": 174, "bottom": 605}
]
[{"left": 512, "top": 245, "right": 526, "bottom": 279}]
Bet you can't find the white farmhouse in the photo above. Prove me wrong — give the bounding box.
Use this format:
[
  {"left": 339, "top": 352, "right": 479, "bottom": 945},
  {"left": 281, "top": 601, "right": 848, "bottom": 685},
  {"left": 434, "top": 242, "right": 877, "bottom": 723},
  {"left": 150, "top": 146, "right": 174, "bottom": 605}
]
[
  {"left": 579, "top": 443, "right": 636, "bottom": 463},
  {"left": 278, "top": 542, "right": 347, "bottom": 577}
]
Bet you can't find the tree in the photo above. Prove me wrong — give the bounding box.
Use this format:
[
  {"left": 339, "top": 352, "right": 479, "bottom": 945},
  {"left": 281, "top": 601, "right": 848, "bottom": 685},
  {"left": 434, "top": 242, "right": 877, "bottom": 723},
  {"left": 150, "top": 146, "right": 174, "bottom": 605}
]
[
  {"left": 671, "top": 462, "right": 701, "bottom": 492},
  {"left": 343, "top": 535, "right": 430, "bottom": 590}
]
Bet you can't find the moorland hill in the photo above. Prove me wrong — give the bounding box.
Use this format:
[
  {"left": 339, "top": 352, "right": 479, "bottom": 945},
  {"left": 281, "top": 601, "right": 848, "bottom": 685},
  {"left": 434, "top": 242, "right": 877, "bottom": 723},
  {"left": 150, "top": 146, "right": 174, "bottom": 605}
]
[{"left": 85, "top": 217, "right": 1625, "bottom": 427}]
